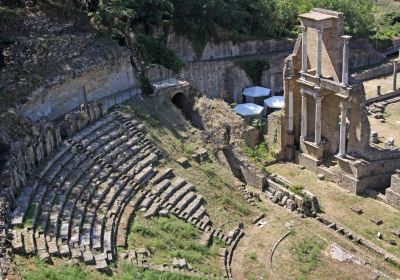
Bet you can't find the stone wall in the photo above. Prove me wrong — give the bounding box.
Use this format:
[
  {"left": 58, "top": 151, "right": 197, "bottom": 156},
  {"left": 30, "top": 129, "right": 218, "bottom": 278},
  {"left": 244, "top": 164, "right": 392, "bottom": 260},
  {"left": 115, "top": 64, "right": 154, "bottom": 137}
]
[
  {"left": 349, "top": 39, "right": 386, "bottom": 70},
  {"left": 352, "top": 60, "right": 399, "bottom": 82},
  {"left": 167, "top": 32, "right": 295, "bottom": 62},
  {"left": 183, "top": 52, "right": 288, "bottom": 103},
  {"left": 0, "top": 101, "right": 105, "bottom": 196},
  {"left": 222, "top": 146, "right": 267, "bottom": 190},
  {"left": 385, "top": 171, "right": 400, "bottom": 209}
]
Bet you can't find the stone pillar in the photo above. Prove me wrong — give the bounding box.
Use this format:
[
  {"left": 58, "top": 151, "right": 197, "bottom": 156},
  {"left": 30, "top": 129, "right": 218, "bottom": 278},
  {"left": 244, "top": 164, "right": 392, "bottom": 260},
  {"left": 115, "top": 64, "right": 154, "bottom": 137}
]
[
  {"left": 341, "top": 35, "right": 352, "bottom": 87},
  {"left": 301, "top": 25, "right": 308, "bottom": 73},
  {"left": 393, "top": 60, "right": 398, "bottom": 92},
  {"left": 301, "top": 90, "right": 307, "bottom": 139},
  {"left": 316, "top": 27, "right": 323, "bottom": 78},
  {"left": 338, "top": 102, "right": 348, "bottom": 157},
  {"left": 314, "top": 95, "right": 323, "bottom": 144},
  {"left": 288, "top": 78, "right": 294, "bottom": 133},
  {"left": 377, "top": 85, "right": 381, "bottom": 96}
]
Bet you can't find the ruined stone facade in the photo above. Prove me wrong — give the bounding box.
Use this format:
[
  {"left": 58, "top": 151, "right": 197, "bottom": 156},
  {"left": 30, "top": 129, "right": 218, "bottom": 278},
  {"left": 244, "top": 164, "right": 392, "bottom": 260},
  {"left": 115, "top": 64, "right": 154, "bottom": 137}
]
[{"left": 277, "top": 9, "right": 400, "bottom": 196}]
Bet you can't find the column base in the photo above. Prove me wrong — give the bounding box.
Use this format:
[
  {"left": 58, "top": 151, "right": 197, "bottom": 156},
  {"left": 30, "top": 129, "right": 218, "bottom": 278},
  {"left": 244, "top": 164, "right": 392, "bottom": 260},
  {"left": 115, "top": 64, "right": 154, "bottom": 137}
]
[{"left": 336, "top": 153, "right": 346, "bottom": 159}]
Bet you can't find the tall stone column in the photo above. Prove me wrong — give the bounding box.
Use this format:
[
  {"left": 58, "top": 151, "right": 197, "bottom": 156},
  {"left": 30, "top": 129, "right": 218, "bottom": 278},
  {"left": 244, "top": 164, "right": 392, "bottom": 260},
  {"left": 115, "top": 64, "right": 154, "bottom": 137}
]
[
  {"left": 316, "top": 27, "right": 323, "bottom": 78},
  {"left": 314, "top": 95, "right": 323, "bottom": 144},
  {"left": 341, "top": 35, "right": 352, "bottom": 87},
  {"left": 338, "top": 102, "right": 348, "bottom": 157},
  {"left": 288, "top": 78, "right": 294, "bottom": 132},
  {"left": 394, "top": 60, "right": 398, "bottom": 92},
  {"left": 301, "top": 90, "right": 307, "bottom": 139},
  {"left": 301, "top": 25, "right": 308, "bottom": 73}
]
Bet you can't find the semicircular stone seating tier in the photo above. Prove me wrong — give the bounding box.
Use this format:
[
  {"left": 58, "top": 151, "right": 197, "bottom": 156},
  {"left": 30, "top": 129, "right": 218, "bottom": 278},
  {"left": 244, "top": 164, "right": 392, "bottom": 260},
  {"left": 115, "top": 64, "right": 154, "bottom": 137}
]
[{"left": 10, "top": 111, "right": 219, "bottom": 271}]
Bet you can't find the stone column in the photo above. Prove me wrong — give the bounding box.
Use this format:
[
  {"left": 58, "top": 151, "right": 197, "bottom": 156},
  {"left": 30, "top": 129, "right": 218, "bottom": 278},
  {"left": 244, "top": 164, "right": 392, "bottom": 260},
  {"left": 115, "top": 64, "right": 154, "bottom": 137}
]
[
  {"left": 301, "top": 25, "right": 308, "bottom": 73},
  {"left": 316, "top": 27, "right": 323, "bottom": 78},
  {"left": 341, "top": 35, "right": 352, "bottom": 87},
  {"left": 301, "top": 90, "right": 307, "bottom": 139},
  {"left": 288, "top": 78, "right": 294, "bottom": 132},
  {"left": 338, "top": 102, "right": 348, "bottom": 157},
  {"left": 394, "top": 60, "right": 398, "bottom": 92},
  {"left": 314, "top": 95, "right": 323, "bottom": 144}
]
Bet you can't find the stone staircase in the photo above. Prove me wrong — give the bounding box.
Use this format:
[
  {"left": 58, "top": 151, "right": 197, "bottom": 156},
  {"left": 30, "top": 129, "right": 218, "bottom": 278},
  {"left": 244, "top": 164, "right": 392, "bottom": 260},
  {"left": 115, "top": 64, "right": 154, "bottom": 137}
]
[
  {"left": 10, "top": 111, "right": 160, "bottom": 270},
  {"left": 9, "top": 110, "right": 233, "bottom": 275}
]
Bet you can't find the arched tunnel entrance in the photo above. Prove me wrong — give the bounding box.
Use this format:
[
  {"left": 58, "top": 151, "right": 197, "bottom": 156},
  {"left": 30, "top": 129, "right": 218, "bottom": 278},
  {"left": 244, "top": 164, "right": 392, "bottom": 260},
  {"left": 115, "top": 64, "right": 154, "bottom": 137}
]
[
  {"left": 170, "top": 91, "right": 204, "bottom": 130},
  {"left": 0, "top": 142, "right": 10, "bottom": 174},
  {"left": 171, "top": 92, "right": 185, "bottom": 111}
]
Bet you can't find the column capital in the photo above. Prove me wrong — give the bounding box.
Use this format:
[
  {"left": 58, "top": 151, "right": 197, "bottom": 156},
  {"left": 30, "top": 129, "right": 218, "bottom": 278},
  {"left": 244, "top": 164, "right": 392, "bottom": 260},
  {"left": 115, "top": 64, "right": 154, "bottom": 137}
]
[
  {"left": 301, "top": 25, "right": 307, "bottom": 32},
  {"left": 341, "top": 35, "right": 352, "bottom": 44}
]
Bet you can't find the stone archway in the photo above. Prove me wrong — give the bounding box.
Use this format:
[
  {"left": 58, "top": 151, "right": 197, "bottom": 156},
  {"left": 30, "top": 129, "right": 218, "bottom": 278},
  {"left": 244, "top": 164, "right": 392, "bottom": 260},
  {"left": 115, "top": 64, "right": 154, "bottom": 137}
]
[{"left": 171, "top": 92, "right": 185, "bottom": 111}]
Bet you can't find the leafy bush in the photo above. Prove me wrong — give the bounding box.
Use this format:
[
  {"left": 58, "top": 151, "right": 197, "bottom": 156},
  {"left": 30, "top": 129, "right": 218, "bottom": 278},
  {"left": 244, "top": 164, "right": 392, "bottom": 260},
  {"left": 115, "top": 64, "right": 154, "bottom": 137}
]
[
  {"left": 138, "top": 35, "right": 185, "bottom": 74},
  {"left": 243, "top": 142, "right": 276, "bottom": 166},
  {"left": 288, "top": 184, "right": 304, "bottom": 196}
]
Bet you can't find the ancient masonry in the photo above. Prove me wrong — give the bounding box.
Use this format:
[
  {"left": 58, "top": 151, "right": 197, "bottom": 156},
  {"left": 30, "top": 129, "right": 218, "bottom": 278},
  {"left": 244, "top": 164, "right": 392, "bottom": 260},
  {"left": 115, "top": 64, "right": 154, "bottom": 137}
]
[
  {"left": 0, "top": 103, "right": 242, "bottom": 277},
  {"left": 273, "top": 8, "right": 400, "bottom": 208}
]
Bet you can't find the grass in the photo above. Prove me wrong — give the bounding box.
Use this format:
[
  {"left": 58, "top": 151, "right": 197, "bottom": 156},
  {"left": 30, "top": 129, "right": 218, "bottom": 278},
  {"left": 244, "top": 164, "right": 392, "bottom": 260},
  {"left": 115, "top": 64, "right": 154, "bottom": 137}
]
[
  {"left": 293, "top": 238, "right": 323, "bottom": 279},
  {"left": 128, "top": 215, "right": 224, "bottom": 275},
  {"left": 267, "top": 163, "right": 400, "bottom": 258},
  {"left": 248, "top": 252, "right": 258, "bottom": 261},
  {"left": 23, "top": 202, "right": 37, "bottom": 228},
  {"left": 18, "top": 257, "right": 97, "bottom": 280},
  {"left": 122, "top": 98, "right": 259, "bottom": 229},
  {"left": 242, "top": 142, "right": 276, "bottom": 169},
  {"left": 17, "top": 256, "right": 209, "bottom": 280},
  {"left": 288, "top": 184, "right": 305, "bottom": 197}
]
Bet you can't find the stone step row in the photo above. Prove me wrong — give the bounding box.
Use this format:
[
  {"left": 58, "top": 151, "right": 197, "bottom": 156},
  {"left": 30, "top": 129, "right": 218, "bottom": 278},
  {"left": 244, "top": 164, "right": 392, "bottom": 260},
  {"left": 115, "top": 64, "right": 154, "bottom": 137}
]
[
  {"left": 11, "top": 115, "right": 119, "bottom": 227},
  {"left": 10, "top": 113, "right": 159, "bottom": 269},
  {"left": 34, "top": 120, "right": 133, "bottom": 233}
]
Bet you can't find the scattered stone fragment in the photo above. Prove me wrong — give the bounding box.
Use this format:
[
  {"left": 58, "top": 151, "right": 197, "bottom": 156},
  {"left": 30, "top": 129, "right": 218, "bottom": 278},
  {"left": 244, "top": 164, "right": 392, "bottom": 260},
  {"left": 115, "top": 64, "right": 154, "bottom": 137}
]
[
  {"left": 317, "top": 174, "right": 325, "bottom": 180},
  {"left": 252, "top": 213, "right": 265, "bottom": 224},
  {"left": 176, "top": 157, "right": 189, "bottom": 168},
  {"left": 384, "top": 138, "right": 395, "bottom": 150},
  {"left": 351, "top": 206, "right": 363, "bottom": 215},
  {"left": 256, "top": 220, "right": 267, "bottom": 228},
  {"left": 389, "top": 240, "right": 397, "bottom": 245},
  {"left": 370, "top": 218, "right": 383, "bottom": 225},
  {"left": 377, "top": 232, "right": 383, "bottom": 239},
  {"left": 391, "top": 229, "right": 400, "bottom": 237},
  {"left": 192, "top": 148, "right": 208, "bottom": 162},
  {"left": 370, "top": 131, "right": 379, "bottom": 144}
]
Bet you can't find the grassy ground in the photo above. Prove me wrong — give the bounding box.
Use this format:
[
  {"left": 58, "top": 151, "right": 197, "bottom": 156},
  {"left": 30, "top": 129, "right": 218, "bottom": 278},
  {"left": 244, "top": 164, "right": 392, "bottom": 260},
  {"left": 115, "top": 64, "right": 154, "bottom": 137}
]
[
  {"left": 15, "top": 255, "right": 209, "bottom": 280},
  {"left": 126, "top": 214, "right": 225, "bottom": 275},
  {"left": 123, "top": 98, "right": 260, "bottom": 230},
  {"left": 369, "top": 102, "right": 400, "bottom": 147},
  {"left": 267, "top": 163, "right": 400, "bottom": 258},
  {"left": 230, "top": 192, "right": 396, "bottom": 280}
]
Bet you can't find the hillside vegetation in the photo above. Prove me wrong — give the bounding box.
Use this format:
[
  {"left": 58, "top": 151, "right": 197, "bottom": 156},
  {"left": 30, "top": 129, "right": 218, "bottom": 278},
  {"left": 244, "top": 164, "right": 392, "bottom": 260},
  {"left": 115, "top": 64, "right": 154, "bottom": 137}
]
[{"left": 2, "top": 0, "right": 399, "bottom": 54}]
